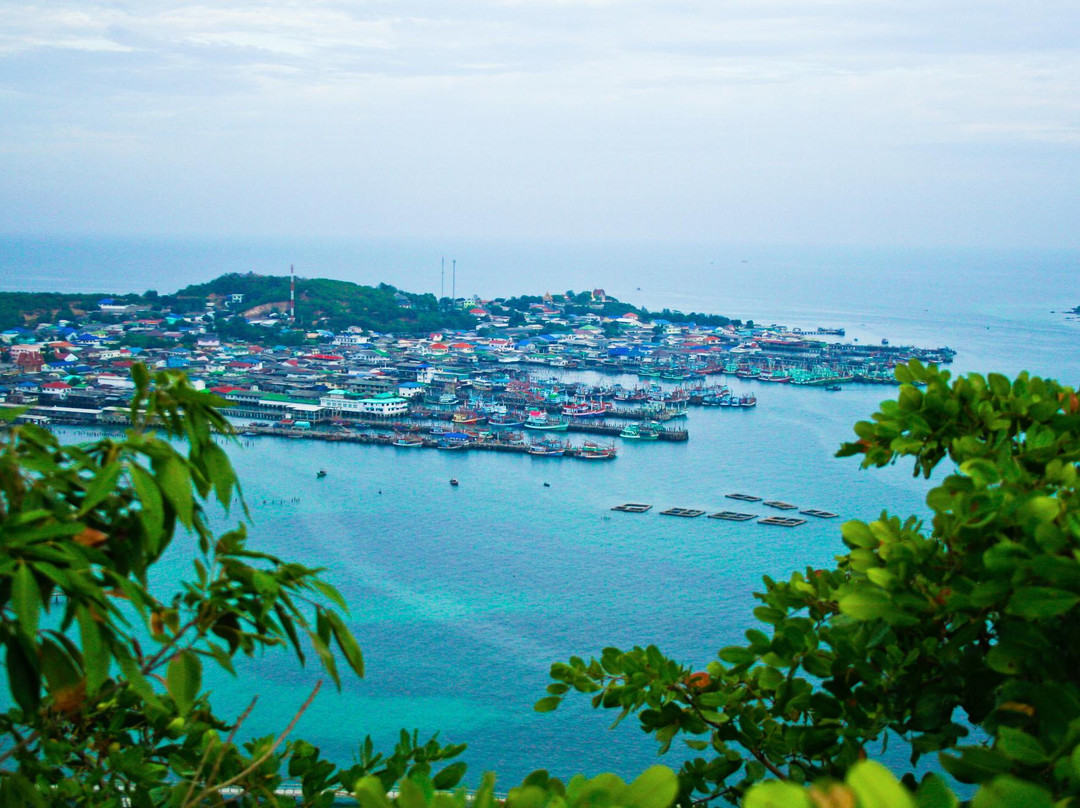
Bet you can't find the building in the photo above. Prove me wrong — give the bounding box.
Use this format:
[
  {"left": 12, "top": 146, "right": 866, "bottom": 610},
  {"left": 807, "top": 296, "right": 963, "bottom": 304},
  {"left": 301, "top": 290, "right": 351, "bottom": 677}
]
[{"left": 320, "top": 392, "right": 409, "bottom": 418}]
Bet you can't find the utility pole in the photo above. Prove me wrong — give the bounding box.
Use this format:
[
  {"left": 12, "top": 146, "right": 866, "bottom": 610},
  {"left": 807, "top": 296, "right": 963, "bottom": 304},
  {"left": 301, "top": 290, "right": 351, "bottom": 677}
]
[{"left": 441, "top": 257, "right": 445, "bottom": 300}]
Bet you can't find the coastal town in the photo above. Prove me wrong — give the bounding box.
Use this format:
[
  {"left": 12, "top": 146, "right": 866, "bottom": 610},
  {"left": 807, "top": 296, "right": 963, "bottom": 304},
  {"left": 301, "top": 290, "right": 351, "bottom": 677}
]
[{"left": 0, "top": 274, "right": 955, "bottom": 457}]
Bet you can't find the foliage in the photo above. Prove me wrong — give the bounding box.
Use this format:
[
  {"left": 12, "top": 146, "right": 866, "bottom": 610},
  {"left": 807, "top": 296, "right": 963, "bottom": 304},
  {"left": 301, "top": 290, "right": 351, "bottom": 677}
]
[
  {"left": 540, "top": 360, "right": 1080, "bottom": 806},
  {"left": 175, "top": 274, "right": 474, "bottom": 335},
  {"left": 352, "top": 765, "right": 678, "bottom": 808},
  {"left": 0, "top": 365, "right": 467, "bottom": 805},
  {"left": 0, "top": 292, "right": 148, "bottom": 332}
]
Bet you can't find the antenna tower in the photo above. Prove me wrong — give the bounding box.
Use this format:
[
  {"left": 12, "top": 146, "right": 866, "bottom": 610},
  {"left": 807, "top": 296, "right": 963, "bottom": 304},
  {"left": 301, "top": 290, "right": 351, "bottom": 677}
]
[
  {"left": 452, "top": 259, "right": 456, "bottom": 303},
  {"left": 289, "top": 265, "right": 296, "bottom": 325},
  {"left": 441, "top": 257, "right": 445, "bottom": 300}
]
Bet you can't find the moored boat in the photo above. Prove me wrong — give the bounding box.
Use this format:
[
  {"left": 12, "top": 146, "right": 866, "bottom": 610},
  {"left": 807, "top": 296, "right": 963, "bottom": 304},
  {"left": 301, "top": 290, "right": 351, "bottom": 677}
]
[{"left": 524, "top": 411, "right": 569, "bottom": 431}]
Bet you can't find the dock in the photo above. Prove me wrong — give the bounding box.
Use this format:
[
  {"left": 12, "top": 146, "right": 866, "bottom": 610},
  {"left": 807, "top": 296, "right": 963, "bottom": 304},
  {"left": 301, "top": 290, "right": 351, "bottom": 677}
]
[
  {"left": 763, "top": 500, "right": 798, "bottom": 510},
  {"left": 611, "top": 503, "right": 653, "bottom": 513},
  {"left": 660, "top": 508, "right": 705, "bottom": 518},
  {"left": 708, "top": 511, "right": 756, "bottom": 521},
  {"left": 759, "top": 516, "right": 807, "bottom": 527}
]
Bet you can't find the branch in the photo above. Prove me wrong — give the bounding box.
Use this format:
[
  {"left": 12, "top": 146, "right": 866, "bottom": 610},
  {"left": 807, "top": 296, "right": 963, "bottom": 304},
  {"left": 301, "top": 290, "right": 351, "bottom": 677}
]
[
  {"left": 182, "top": 695, "right": 258, "bottom": 808},
  {"left": 181, "top": 680, "right": 321, "bottom": 808},
  {"left": 688, "top": 694, "right": 788, "bottom": 782}
]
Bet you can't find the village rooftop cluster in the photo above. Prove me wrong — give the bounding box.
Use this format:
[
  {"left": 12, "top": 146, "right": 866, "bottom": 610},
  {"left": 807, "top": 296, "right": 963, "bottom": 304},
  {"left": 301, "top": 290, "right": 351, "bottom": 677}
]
[{"left": 0, "top": 283, "right": 953, "bottom": 429}]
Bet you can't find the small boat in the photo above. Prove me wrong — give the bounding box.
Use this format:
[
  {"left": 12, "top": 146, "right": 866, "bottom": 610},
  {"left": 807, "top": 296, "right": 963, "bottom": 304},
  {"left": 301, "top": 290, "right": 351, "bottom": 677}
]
[
  {"left": 449, "top": 478, "right": 459, "bottom": 486},
  {"left": 316, "top": 469, "right": 327, "bottom": 478},
  {"left": 393, "top": 437, "right": 423, "bottom": 447},
  {"left": 825, "top": 385, "right": 842, "bottom": 392},
  {"left": 524, "top": 411, "right": 569, "bottom": 431}
]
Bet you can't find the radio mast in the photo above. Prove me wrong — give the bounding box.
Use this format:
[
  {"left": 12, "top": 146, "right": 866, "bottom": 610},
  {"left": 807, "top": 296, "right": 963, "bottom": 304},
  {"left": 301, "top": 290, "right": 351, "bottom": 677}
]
[{"left": 289, "top": 265, "right": 296, "bottom": 325}]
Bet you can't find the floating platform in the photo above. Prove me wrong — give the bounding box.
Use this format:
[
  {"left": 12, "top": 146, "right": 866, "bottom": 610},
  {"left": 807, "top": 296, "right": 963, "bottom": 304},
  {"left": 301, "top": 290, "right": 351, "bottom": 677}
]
[
  {"left": 612, "top": 503, "right": 653, "bottom": 513},
  {"left": 725, "top": 493, "right": 762, "bottom": 502},
  {"left": 660, "top": 508, "right": 705, "bottom": 518},
  {"left": 759, "top": 516, "right": 807, "bottom": 527},
  {"left": 763, "top": 500, "right": 798, "bottom": 510},
  {"left": 800, "top": 508, "right": 838, "bottom": 518},
  {"left": 708, "top": 511, "right": 756, "bottom": 521}
]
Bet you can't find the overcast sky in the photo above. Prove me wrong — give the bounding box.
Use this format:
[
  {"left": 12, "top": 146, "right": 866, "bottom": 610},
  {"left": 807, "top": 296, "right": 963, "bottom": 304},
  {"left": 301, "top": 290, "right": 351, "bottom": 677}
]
[{"left": 1, "top": 1, "right": 1077, "bottom": 247}]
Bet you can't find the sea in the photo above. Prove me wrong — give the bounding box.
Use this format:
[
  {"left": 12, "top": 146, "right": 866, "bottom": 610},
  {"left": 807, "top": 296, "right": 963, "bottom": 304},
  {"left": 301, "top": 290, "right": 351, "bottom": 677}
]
[{"left": 4, "top": 235, "right": 1080, "bottom": 788}]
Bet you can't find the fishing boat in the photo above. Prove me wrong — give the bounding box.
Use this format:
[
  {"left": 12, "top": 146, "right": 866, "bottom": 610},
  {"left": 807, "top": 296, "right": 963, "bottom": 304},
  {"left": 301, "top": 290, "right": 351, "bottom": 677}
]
[
  {"left": 316, "top": 469, "right": 327, "bottom": 478},
  {"left": 392, "top": 437, "right": 423, "bottom": 447},
  {"left": 577, "top": 441, "right": 617, "bottom": 460},
  {"left": 561, "top": 401, "right": 609, "bottom": 417},
  {"left": 528, "top": 438, "right": 567, "bottom": 456},
  {"left": 524, "top": 411, "right": 569, "bottom": 431},
  {"left": 739, "top": 394, "right": 757, "bottom": 407},
  {"left": 452, "top": 410, "right": 483, "bottom": 425}
]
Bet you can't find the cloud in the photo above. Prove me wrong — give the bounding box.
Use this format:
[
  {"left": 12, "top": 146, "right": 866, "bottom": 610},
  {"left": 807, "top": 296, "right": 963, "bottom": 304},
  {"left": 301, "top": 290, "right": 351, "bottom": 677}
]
[{"left": 0, "top": 1, "right": 1077, "bottom": 245}]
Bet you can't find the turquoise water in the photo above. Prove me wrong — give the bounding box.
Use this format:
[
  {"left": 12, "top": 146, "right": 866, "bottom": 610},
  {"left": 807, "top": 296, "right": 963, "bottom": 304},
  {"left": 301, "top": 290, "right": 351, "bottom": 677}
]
[{"left": 18, "top": 236, "right": 1080, "bottom": 784}]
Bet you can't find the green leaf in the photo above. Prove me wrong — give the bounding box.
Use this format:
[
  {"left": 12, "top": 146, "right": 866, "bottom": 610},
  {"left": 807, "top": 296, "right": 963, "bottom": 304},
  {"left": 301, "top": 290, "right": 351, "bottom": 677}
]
[
  {"left": 743, "top": 781, "right": 813, "bottom": 808},
  {"left": 157, "top": 457, "right": 194, "bottom": 528},
  {"left": 994, "top": 726, "right": 1047, "bottom": 766},
  {"left": 431, "top": 762, "right": 468, "bottom": 791},
  {"left": 308, "top": 630, "right": 340, "bottom": 689},
  {"left": 970, "top": 776, "right": 1055, "bottom": 808},
  {"left": 842, "top": 520, "right": 879, "bottom": 548},
  {"left": 838, "top": 588, "right": 894, "bottom": 621},
  {"left": 534, "top": 697, "right": 562, "bottom": 713},
  {"left": 0, "top": 774, "right": 45, "bottom": 808},
  {"left": 327, "top": 610, "right": 365, "bottom": 679},
  {"left": 915, "top": 774, "right": 959, "bottom": 808},
  {"left": 622, "top": 765, "right": 678, "bottom": 808},
  {"left": 1005, "top": 587, "right": 1079, "bottom": 619},
  {"left": 939, "top": 748, "right": 1012, "bottom": 784},
  {"left": 4, "top": 637, "right": 41, "bottom": 714},
  {"left": 847, "top": 760, "right": 916, "bottom": 808},
  {"left": 166, "top": 649, "right": 202, "bottom": 716},
  {"left": 11, "top": 562, "right": 40, "bottom": 640},
  {"left": 76, "top": 604, "right": 110, "bottom": 693},
  {"left": 76, "top": 462, "right": 122, "bottom": 516},
  {"left": 355, "top": 776, "right": 394, "bottom": 808},
  {"left": 397, "top": 776, "right": 429, "bottom": 808},
  {"left": 718, "top": 646, "right": 756, "bottom": 665},
  {"left": 130, "top": 464, "right": 165, "bottom": 554}
]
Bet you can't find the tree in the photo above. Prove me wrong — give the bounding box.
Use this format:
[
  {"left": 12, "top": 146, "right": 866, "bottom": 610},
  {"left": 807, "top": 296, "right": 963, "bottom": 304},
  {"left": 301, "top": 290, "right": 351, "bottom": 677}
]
[
  {"left": 542, "top": 360, "right": 1080, "bottom": 807},
  {"left": 0, "top": 367, "right": 470, "bottom": 805}
]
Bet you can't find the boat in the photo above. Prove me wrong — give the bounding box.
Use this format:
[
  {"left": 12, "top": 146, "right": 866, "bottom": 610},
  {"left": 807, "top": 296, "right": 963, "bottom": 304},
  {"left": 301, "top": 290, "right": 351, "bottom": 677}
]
[
  {"left": 825, "top": 384, "right": 842, "bottom": 392},
  {"left": 449, "top": 478, "right": 459, "bottom": 486},
  {"left": 489, "top": 414, "right": 525, "bottom": 428},
  {"left": 739, "top": 394, "right": 757, "bottom": 407},
  {"left": 392, "top": 437, "right": 423, "bottom": 447},
  {"left": 316, "top": 469, "right": 327, "bottom": 478},
  {"left": 577, "top": 441, "right": 617, "bottom": 460},
  {"left": 524, "top": 411, "right": 569, "bottom": 431},
  {"left": 528, "top": 438, "right": 567, "bottom": 456},
  {"left": 561, "top": 401, "right": 609, "bottom": 417},
  {"left": 452, "top": 410, "right": 483, "bottom": 425}
]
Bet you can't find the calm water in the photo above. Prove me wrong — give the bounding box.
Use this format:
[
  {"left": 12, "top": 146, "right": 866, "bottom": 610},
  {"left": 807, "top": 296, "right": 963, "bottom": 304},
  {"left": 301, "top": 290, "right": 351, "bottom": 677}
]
[{"left": 16, "top": 236, "right": 1080, "bottom": 785}]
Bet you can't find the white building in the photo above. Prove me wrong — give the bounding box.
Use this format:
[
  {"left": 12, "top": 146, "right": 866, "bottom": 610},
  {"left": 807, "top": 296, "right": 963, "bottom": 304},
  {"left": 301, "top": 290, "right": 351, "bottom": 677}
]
[{"left": 319, "top": 392, "right": 409, "bottom": 418}]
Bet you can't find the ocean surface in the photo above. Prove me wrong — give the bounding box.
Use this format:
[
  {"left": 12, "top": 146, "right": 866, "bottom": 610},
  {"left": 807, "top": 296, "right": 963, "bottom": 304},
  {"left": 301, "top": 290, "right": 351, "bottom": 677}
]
[{"left": 9, "top": 235, "right": 1080, "bottom": 787}]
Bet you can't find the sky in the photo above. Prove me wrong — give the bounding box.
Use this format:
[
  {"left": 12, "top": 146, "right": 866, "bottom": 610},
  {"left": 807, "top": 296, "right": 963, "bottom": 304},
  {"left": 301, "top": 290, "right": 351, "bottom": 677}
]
[{"left": 0, "top": 1, "right": 1078, "bottom": 248}]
